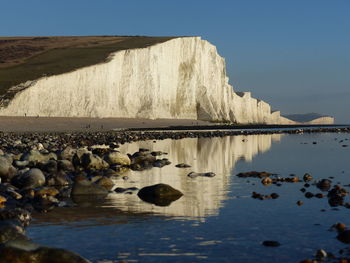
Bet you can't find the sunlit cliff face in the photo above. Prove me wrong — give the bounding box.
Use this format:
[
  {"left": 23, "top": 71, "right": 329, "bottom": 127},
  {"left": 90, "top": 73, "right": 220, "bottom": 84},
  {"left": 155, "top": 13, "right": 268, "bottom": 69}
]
[
  {"left": 107, "top": 134, "right": 282, "bottom": 219},
  {"left": 0, "top": 37, "right": 284, "bottom": 124}
]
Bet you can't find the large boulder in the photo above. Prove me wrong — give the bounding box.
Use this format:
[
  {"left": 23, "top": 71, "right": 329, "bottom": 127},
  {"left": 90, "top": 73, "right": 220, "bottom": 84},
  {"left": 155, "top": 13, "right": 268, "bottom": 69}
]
[
  {"left": 21, "top": 150, "right": 57, "bottom": 164},
  {"left": 58, "top": 146, "right": 77, "bottom": 161},
  {"left": 104, "top": 151, "right": 131, "bottom": 166},
  {"left": 80, "top": 153, "right": 109, "bottom": 170},
  {"left": 138, "top": 184, "right": 183, "bottom": 206},
  {"left": 12, "top": 168, "right": 46, "bottom": 189},
  {"left": 0, "top": 156, "right": 16, "bottom": 181}
]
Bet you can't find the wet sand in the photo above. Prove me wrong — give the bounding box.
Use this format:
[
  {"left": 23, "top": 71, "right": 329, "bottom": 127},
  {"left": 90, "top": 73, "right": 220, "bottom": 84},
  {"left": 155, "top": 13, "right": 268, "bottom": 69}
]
[{"left": 0, "top": 116, "right": 213, "bottom": 132}]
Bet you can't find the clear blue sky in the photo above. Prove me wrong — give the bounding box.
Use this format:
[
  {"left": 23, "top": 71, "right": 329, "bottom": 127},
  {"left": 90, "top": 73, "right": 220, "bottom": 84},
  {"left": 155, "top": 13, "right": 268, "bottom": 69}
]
[{"left": 1, "top": 0, "right": 349, "bottom": 122}]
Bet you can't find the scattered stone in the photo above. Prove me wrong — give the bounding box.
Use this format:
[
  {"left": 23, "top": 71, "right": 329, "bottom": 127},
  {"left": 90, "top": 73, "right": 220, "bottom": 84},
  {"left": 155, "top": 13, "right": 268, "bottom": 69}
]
[
  {"left": 315, "top": 249, "right": 327, "bottom": 259},
  {"left": 297, "top": 200, "right": 303, "bottom": 206},
  {"left": 270, "top": 193, "right": 279, "bottom": 199},
  {"left": 303, "top": 173, "right": 313, "bottom": 182},
  {"left": 153, "top": 158, "right": 171, "bottom": 168},
  {"left": 305, "top": 192, "right": 314, "bottom": 198},
  {"left": 328, "top": 185, "right": 349, "bottom": 207},
  {"left": 315, "top": 193, "right": 324, "bottom": 198},
  {"left": 261, "top": 177, "right": 273, "bottom": 185}
]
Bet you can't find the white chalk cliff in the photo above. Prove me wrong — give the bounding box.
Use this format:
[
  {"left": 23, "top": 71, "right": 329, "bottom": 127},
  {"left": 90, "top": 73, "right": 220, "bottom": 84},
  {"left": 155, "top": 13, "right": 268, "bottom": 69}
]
[{"left": 0, "top": 37, "right": 285, "bottom": 124}]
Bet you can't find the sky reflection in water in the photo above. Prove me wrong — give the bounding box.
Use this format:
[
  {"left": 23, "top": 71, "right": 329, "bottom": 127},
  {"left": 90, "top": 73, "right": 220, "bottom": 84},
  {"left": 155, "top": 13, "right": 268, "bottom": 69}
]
[{"left": 28, "top": 133, "right": 350, "bottom": 262}]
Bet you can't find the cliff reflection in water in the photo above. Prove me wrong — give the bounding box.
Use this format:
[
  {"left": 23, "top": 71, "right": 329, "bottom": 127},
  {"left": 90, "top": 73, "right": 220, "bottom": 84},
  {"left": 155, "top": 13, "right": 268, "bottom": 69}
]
[
  {"left": 106, "top": 134, "right": 281, "bottom": 219},
  {"left": 32, "top": 134, "right": 281, "bottom": 226}
]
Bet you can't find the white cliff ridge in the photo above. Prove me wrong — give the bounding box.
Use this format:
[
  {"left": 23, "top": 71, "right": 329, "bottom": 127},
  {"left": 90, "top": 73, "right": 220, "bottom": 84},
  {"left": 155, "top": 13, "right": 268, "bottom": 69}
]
[{"left": 0, "top": 37, "right": 284, "bottom": 124}]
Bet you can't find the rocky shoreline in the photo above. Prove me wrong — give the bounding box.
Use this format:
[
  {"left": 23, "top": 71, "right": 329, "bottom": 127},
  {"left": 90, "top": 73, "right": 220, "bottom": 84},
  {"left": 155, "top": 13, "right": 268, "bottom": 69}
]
[{"left": 0, "top": 126, "right": 350, "bottom": 262}]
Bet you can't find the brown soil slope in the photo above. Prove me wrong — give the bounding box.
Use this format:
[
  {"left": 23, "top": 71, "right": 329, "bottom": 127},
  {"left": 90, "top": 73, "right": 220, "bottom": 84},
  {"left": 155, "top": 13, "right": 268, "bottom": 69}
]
[{"left": 0, "top": 36, "right": 176, "bottom": 98}]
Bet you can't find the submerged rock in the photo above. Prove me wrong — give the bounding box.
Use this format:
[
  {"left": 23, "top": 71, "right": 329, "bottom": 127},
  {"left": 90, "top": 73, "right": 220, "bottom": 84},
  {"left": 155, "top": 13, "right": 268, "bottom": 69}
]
[
  {"left": 187, "top": 172, "right": 216, "bottom": 178},
  {"left": 71, "top": 176, "right": 109, "bottom": 196},
  {"left": 138, "top": 184, "right": 183, "bottom": 206}
]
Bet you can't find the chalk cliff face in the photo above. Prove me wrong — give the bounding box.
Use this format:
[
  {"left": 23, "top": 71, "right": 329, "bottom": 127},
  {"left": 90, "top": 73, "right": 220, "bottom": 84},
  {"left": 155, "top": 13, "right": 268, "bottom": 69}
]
[{"left": 0, "top": 37, "right": 284, "bottom": 124}]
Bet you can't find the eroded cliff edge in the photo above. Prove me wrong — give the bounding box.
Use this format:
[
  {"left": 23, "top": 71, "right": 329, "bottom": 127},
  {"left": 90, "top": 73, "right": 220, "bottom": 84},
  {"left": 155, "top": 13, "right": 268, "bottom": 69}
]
[{"left": 0, "top": 37, "right": 286, "bottom": 124}]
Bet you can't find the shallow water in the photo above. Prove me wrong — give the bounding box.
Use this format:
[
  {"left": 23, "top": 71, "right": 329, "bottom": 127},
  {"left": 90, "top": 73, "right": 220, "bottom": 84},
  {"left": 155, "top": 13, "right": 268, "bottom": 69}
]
[{"left": 28, "top": 133, "right": 350, "bottom": 262}]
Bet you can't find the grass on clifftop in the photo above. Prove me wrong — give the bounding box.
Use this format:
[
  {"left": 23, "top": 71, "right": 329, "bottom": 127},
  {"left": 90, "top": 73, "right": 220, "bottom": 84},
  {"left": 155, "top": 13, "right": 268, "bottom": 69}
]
[{"left": 0, "top": 36, "right": 175, "bottom": 98}]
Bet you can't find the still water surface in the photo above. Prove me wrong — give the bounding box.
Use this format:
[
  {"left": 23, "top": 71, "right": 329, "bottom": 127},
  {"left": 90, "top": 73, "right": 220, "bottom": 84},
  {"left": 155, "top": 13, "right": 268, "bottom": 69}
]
[{"left": 28, "top": 133, "right": 350, "bottom": 262}]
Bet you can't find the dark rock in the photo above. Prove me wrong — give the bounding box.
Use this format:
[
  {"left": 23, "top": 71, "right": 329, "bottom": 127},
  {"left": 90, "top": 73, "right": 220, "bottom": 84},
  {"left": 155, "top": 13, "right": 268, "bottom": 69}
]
[
  {"left": 0, "top": 241, "right": 91, "bottom": 263},
  {"left": 138, "top": 184, "right": 183, "bottom": 206},
  {"left": 42, "top": 160, "right": 58, "bottom": 174},
  {"left": 262, "top": 240, "right": 280, "bottom": 247},
  {"left": 315, "top": 193, "right": 324, "bottom": 198},
  {"left": 317, "top": 179, "right": 332, "bottom": 191},
  {"left": 236, "top": 171, "right": 271, "bottom": 178},
  {"left": 12, "top": 168, "right": 46, "bottom": 189},
  {"left": 328, "top": 185, "right": 348, "bottom": 207},
  {"left": 261, "top": 177, "right": 273, "bottom": 185},
  {"left": 187, "top": 172, "right": 216, "bottom": 178},
  {"left": 270, "top": 193, "right": 279, "bottom": 199},
  {"left": 0, "top": 220, "right": 26, "bottom": 243},
  {"left": 337, "top": 230, "right": 350, "bottom": 244},
  {"left": 175, "top": 163, "right": 191, "bottom": 168},
  {"left": 57, "top": 160, "right": 74, "bottom": 171},
  {"left": 114, "top": 187, "right": 127, "bottom": 193},
  {"left": 0, "top": 208, "right": 31, "bottom": 227},
  {"left": 305, "top": 192, "right": 314, "bottom": 198},
  {"left": 153, "top": 158, "right": 171, "bottom": 168}
]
